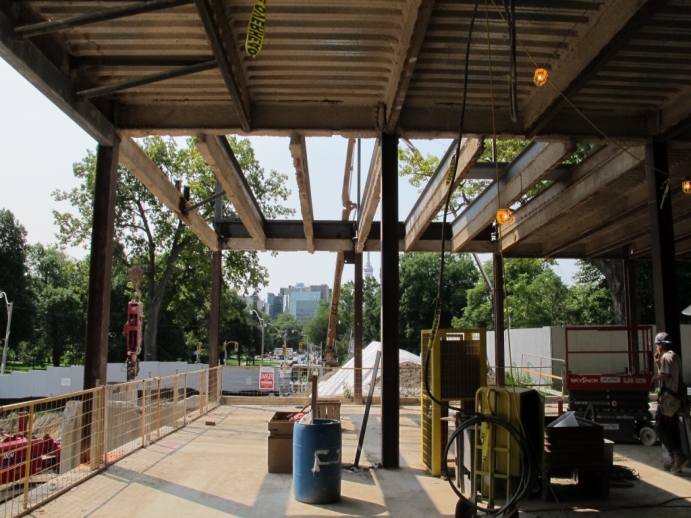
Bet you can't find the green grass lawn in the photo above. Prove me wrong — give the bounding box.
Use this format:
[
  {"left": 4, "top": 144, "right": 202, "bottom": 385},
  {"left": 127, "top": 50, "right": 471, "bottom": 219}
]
[{"left": 3, "top": 361, "right": 47, "bottom": 373}]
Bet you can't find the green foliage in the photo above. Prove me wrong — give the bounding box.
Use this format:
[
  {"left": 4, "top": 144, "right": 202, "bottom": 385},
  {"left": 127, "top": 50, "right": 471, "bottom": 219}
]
[
  {"left": 399, "top": 253, "right": 478, "bottom": 353},
  {"left": 566, "top": 261, "right": 615, "bottom": 325},
  {"left": 303, "top": 299, "right": 329, "bottom": 350},
  {"left": 53, "top": 136, "right": 292, "bottom": 361},
  {"left": 0, "top": 209, "right": 35, "bottom": 346},
  {"left": 342, "top": 382, "right": 353, "bottom": 398}
]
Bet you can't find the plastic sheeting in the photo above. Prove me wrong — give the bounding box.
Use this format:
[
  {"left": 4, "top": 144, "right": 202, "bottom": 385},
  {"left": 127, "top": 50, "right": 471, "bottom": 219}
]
[{"left": 318, "top": 341, "right": 421, "bottom": 397}]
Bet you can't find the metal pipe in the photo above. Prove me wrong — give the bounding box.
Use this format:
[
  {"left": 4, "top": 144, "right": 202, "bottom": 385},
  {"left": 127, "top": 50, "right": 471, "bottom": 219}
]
[
  {"left": 78, "top": 60, "right": 218, "bottom": 99},
  {"left": 0, "top": 292, "right": 13, "bottom": 375},
  {"left": 16, "top": 0, "right": 193, "bottom": 37}
]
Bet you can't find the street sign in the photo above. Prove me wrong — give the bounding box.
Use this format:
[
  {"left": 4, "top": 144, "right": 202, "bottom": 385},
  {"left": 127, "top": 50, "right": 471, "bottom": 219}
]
[{"left": 259, "top": 366, "right": 275, "bottom": 390}]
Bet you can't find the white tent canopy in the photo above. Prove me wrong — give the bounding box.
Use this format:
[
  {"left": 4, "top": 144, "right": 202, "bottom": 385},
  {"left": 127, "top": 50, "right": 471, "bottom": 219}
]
[{"left": 318, "top": 341, "right": 421, "bottom": 397}]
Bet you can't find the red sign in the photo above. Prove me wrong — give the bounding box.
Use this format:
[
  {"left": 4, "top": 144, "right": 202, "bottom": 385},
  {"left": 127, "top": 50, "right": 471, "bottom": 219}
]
[{"left": 259, "top": 367, "right": 274, "bottom": 390}]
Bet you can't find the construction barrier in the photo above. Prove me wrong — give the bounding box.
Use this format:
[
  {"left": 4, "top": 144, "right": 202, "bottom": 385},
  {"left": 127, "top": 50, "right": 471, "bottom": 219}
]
[{"left": 0, "top": 367, "right": 222, "bottom": 518}]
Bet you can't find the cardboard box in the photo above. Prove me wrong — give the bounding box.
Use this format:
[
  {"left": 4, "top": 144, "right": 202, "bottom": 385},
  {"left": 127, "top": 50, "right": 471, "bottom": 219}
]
[
  {"left": 268, "top": 411, "right": 298, "bottom": 437},
  {"left": 268, "top": 436, "right": 293, "bottom": 473}
]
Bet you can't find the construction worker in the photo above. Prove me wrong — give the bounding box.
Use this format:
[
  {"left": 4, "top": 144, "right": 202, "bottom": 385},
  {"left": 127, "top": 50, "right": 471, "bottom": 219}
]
[{"left": 652, "top": 332, "right": 689, "bottom": 474}]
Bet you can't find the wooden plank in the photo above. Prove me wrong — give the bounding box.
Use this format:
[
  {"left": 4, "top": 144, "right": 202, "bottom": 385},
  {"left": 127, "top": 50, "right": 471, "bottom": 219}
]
[
  {"left": 451, "top": 141, "right": 574, "bottom": 253},
  {"left": 289, "top": 134, "right": 315, "bottom": 253},
  {"left": 118, "top": 136, "right": 219, "bottom": 251},
  {"left": 196, "top": 134, "right": 266, "bottom": 250},
  {"left": 404, "top": 138, "right": 483, "bottom": 252},
  {"left": 500, "top": 145, "right": 644, "bottom": 252},
  {"left": 0, "top": 10, "right": 114, "bottom": 145},
  {"left": 356, "top": 140, "right": 382, "bottom": 253}
]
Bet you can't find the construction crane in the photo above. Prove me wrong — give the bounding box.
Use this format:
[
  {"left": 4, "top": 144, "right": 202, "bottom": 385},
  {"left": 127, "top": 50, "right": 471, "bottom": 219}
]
[{"left": 325, "top": 138, "right": 356, "bottom": 367}]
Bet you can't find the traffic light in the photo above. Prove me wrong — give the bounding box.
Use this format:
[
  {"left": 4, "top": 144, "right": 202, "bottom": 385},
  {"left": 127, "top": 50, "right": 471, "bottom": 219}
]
[
  {"left": 299, "top": 342, "right": 303, "bottom": 352},
  {"left": 234, "top": 342, "right": 239, "bottom": 351},
  {"left": 282, "top": 344, "right": 287, "bottom": 358}
]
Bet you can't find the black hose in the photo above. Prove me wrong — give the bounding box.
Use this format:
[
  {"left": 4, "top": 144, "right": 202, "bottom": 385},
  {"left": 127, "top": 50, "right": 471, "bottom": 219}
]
[{"left": 443, "top": 414, "right": 534, "bottom": 517}]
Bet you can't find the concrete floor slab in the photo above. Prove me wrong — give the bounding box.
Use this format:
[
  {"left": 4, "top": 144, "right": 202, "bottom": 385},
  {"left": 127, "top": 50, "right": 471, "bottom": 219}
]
[{"left": 28, "top": 405, "right": 691, "bottom": 518}]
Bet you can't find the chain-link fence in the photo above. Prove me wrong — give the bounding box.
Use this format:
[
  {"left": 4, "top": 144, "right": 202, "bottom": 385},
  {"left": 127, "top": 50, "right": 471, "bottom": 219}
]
[{"left": 0, "top": 367, "right": 222, "bottom": 518}]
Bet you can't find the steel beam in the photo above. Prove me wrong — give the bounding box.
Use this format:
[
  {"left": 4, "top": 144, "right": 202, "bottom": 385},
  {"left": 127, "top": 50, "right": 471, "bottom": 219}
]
[
  {"left": 0, "top": 10, "right": 114, "bottom": 145},
  {"left": 500, "top": 145, "right": 645, "bottom": 252},
  {"left": 289, "top": 134, "right": 315, "bottom": 253},
  {"left": 84, "top": 139, "right": 120, "bottom": 389},
  {"left": 196, "top": 134, "right": 266, "bottom": 250},
  {"left": 405, "top": 138, "right": 484, "bottom": 252},
  {"left": 354, "top": 252, "right": 363, "bottom": 404},
  {"left": 523, "top": 0, "right": 664, "bottom": 137},
  {"left": 380, "top": 133, "right": 399, "bottom": 469},
  {"left": 384, "top": 0, "right": 435, "bottom": 133},
  {"left": 209, "top": 250, "right": 222, "bottom": 368},
  {"left": 194, "top": 0, "right": 251, "bottom": 132},
  {"left": 646, "top": 141, "right": 681, "bottom": 357},
  {"left": 119, "top": 136, "right": 219, "bottom": 250},
  {"left": 356, "top": 140, "right": 381, "bottom": 253},
  {"left": 451, "top": 141, "right": 574, "bottom": 253},
  {"left": 16, "top": 0, "right": 193, "bottom": 37},
  {"left": 78, "top": 60, "right": 218, "bottom": 99}
]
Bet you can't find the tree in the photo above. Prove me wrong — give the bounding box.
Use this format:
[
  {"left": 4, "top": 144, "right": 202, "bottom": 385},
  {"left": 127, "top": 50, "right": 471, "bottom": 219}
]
[
  {"left": 303, "top": 300, "right": 329, "bottom": 351},
  {"left": 566, "top": 261, "right": 615, "bottom": 325},
  {"left": 0, "top": 209, "right": 35, "bottom": 348},
  {"left": 399, "top": 253, "right": 478, "bottom": 353},
  {"left": 456, "top": 258, "right": 570, "bottom": 329},
  {"left": 54, "top": 137, "right": 293, "bottom": 361},
  {"left": 27, "top": 244, "right": 86, "bottom": 366}
]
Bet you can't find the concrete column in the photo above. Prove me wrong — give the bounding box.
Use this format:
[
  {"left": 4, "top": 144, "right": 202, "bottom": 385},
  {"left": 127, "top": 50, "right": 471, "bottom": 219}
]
[
  {"left": 646, "top": 141, "right": 681, "bottom": 357},
  {"left": 84, "top": 139, "right": 120, "bottom": 390},
  {"left": 380, "top": 133, "right": 399, "bottom": 469},
  {"left": 493, "top": 253, "right": 505, "bottom": 387},
  {"left": 209, "top": 250, "right": 222, "bottom": 367},
  {"left": 354, "top": 252, "right": 363, "bottom": 403},
  {"left": 624, "top": 258, "right": 640, "bottom": 371}
]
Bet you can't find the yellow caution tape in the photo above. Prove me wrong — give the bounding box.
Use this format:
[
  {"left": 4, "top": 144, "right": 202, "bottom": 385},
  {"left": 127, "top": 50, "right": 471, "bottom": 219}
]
[
  {"left": 246, "top": 0, "right": 266, "bottom": 58},
  {"left": 445, "top": 153, "right": 457, "bottom": 185}
]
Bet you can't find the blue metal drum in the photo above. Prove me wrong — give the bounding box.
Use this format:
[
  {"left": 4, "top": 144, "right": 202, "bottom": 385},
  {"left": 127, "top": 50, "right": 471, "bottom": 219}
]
[{"left": 293, "top": 418, "right": 342, "bottom": 504}]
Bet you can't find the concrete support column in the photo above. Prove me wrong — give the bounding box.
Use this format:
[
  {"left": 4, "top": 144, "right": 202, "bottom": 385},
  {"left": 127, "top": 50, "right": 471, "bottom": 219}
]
[
  {"left": 84, "top": 138, "right": 120, "bottom": 390},
  {"left": 645, "top": 141, "right": 681, "bottom": 357},
  {"left": 209, "top": 250, "right": 222, "bottom": 368},
  {"left": 493, "top": 253, "right": 505, "bottom": 387},
  {"left": 354, "top": 252, "right": 363, "bottom": 403},
  {"left": 380, "top": 133, "right": 399, "bottom": 469}
]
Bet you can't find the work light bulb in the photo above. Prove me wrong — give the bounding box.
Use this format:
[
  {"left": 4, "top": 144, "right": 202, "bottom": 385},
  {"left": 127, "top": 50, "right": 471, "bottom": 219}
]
[
  {"left": 682, "top": 179, "right": 691, "bottom": 194},
  {"left": 534, "top": 68, "right": 548, "bottom": 87},
  {"left": 496, "top": 208, "right": 514, "bottom": 225}
]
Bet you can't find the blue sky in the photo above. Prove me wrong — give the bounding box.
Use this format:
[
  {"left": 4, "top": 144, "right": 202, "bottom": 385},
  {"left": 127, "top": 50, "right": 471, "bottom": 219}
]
[{"left": 0, "top": 58, "right": 578, "bottom": 298}]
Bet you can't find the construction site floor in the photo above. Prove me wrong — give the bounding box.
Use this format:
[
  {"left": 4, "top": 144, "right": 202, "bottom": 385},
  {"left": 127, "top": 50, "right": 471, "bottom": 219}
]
[{"left": 30, "top": 405, "right": 691, "bottom": 518}]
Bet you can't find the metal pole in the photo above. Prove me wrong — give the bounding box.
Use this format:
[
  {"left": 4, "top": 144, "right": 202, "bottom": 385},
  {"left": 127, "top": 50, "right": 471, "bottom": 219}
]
[
  {"left": 1, "top": 296, "right": 13, "bottom": 375},
  {"left": 260, "top": 322, "right": 265, "bottom": 367},
  {"left": 84, "top": 139, "right": 120, "bottom": 388},
  {"left": 646, "top": 141, "right": 681, "bottom": 356},
  {"left": 493, "top": 253, "right": 505, "bottom": 387},
  {"left": 354, "top": 253, "right": 363, "bottom": 403},
  {"left": 380, "top": 133, "right": 399, "bottom": 469},
  {"left": 209, "top": 250, "right": 222, "bottom": 368}
]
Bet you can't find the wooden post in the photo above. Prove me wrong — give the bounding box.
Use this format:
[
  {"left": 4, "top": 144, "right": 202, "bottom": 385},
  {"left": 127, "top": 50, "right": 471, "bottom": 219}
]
[
  {"left": 646, "top": 141, "right": 681, "bottom": 357},
  {"left": 84, "top": 139, "right": 120, "bottom": 390},
  {"left": 380, "top": 133, "right": 399, "bottom": 469},
  {"left": 311, "top": 374, "right": 318, "bottom": 417}
]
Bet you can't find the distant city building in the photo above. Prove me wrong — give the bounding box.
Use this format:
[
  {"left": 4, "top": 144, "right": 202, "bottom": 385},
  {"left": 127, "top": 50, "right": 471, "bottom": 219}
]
[
  {"left": 243, "top": 291, "right": 270, "bottom": 314},
  {"left": 267, "top": 293, "right": 284, "bottom": 319},
  {"left": 364, "top": 252, "right": 374, "bottom": 278},
  {"left": 278, "top": 283, "right": 331, "bottom": 322}
]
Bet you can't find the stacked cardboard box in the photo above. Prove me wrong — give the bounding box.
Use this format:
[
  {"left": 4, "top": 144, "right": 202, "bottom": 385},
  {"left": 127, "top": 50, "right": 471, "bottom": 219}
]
[{"left": 268, "top": 411, "right": 298, "bottom": 473}]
